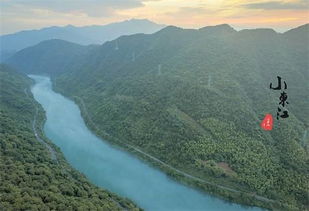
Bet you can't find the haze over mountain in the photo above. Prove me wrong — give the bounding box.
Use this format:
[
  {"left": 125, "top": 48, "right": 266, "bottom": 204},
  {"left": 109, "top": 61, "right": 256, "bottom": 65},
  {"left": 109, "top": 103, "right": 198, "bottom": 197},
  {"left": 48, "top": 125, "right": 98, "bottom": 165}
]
[
  {"left": 5, "top": 23, "right": 309, "bottom": 210},
  {"left": 0, "top": 19, "right": 165, "bottom": 61}
]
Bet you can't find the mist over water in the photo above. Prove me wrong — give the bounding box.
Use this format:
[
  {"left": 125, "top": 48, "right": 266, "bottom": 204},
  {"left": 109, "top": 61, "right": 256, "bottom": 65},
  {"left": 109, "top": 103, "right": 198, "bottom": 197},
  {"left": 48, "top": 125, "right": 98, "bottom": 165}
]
[{"left": 30, "top": 75, "right": 262, "bottom": 211}]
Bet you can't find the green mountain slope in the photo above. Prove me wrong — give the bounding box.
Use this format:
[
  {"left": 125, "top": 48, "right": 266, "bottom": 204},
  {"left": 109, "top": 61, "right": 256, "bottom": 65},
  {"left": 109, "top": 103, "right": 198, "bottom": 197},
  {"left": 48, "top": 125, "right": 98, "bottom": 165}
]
[
  {"left": 5, "top": 39, "right": 95, "bottom": 76},
  {"left": 55, "top": 24, "right": 309, "bottom": 210},
  {"left": 0, "top": 65, "right": 139, "bottom": 210},
  {"left": 6, "top": 24, "right": 309, "bottom": 210}
]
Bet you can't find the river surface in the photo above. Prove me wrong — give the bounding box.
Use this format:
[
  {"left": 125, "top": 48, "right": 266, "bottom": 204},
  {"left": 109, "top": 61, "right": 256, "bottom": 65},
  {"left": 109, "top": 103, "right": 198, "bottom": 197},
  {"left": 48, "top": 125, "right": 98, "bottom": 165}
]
[{"left": 30, "top": 75, "right": 262, "bottom": 211}]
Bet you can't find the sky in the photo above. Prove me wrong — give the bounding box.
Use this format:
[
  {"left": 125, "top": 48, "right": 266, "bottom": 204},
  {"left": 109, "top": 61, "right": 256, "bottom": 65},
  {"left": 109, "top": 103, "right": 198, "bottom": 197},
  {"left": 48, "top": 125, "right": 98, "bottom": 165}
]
[{"left": 0, "top": 0, "right": 308, "bottom": 35}]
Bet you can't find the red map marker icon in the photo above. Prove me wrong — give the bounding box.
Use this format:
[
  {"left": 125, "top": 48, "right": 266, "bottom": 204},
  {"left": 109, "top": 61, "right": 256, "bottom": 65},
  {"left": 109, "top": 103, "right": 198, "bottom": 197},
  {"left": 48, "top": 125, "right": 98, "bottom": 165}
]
[{"left": 261, "top": 114, "right": 273, "bottom": 130}]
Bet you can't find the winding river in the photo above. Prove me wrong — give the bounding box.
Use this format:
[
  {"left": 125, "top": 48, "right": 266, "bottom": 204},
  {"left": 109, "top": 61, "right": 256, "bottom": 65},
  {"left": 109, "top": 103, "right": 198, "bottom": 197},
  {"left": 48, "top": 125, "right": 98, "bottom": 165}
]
[{"left": 30, "top": 75, "right": 262, "bottom": 211}]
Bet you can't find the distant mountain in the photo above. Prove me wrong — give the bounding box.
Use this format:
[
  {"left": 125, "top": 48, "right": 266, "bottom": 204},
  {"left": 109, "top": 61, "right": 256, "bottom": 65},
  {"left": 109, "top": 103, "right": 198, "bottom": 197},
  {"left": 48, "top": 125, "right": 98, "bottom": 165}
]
[
  {"left": 283, "top": 23, "right": 309, "bottom": 41},
  {"left": 6, "top": 23, "right": 309, "bottom": 210},
  {"left": 199, "top": 23, "right": 237, "bottom": 34},
  {"left": 0, "top": 19, "right": 165, "bottom": 60}
]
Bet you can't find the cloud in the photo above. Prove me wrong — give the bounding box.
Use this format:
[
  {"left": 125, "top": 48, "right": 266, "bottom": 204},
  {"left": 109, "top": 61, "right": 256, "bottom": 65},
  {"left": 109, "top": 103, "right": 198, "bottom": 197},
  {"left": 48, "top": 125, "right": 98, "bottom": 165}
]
[
  {"left": 1, "top": 0, "right": 145, "bottom": 17},
  {"left": 167, "top": 7, "right": 209, "bottom": 16},
  {"left": 243, "top": 0, "right": 309, "bottom": 10}
]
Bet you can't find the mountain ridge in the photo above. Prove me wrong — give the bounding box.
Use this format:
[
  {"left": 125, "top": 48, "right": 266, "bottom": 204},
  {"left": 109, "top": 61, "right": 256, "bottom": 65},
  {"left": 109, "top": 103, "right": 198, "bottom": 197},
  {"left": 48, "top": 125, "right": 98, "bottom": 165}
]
[{"left": 0, "top": 19, "right": 165, "bottom": 58}]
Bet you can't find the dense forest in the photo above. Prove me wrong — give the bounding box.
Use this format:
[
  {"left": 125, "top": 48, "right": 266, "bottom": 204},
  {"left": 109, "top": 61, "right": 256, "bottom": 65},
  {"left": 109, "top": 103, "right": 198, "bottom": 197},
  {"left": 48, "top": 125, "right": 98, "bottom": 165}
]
[
  {"left": 5, "top": 24, "right": 309, "bottom": 210},
  {"left": 0, "top": 65, "right": 140, "bottom": 210}
]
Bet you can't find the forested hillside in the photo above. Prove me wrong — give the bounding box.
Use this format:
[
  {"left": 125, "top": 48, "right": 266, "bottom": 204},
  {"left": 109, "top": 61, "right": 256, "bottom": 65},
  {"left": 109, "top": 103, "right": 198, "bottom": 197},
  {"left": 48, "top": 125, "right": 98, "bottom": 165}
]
[
  {"left": 0, "top": 65, "right": 139, "bottom": 210},
  {"left": 6, "top": 24, "right": 309, "bottom": 210},
  {"left": 6, "top": 39, "right": 94, "bottom": 76}
]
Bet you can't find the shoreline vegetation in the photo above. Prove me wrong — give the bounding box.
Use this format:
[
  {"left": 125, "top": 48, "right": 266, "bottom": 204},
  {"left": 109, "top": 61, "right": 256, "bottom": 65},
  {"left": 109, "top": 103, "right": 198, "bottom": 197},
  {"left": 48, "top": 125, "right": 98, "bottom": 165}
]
[
  {"left": 53, "top": 85, "right": 292, "bottom": 211},
  {"left": 30, "top": 93, "right": 141, "bottom": 211}
]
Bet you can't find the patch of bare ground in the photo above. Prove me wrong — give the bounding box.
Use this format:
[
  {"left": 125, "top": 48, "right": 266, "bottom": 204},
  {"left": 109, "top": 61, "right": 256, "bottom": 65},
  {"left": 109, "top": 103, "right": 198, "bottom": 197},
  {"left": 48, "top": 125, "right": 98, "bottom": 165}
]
[{"left": 217, "top": 162, "right": 236, "bottom": 174}]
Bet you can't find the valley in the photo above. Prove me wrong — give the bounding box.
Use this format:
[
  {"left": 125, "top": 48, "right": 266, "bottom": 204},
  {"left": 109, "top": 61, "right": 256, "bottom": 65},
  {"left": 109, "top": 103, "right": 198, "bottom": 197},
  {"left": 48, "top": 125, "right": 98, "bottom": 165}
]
[{"left": 2, "top": 23, "right": 309, "bottom": 210}]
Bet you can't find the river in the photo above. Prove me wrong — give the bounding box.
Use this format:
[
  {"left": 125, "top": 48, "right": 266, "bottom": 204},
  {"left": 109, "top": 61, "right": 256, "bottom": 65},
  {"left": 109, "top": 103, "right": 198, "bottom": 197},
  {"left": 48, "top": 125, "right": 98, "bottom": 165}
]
[{"left": 30, "top": 75, "right": 262, "bottom": 211}]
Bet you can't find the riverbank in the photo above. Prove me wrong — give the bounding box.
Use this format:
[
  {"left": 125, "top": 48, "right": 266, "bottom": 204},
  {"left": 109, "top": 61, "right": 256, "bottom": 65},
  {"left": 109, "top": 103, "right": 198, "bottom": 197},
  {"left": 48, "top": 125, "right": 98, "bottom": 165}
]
[
  {"left": 0, "top": 66, "right": 140, "bottom": 211},
  {"left": 24, "top": 87, "right": 58, "bottom": 162},
  {"left": 75, "top": 96, "right": 290, "bottom": 210},
  {"left": 26, "top": 77, "right": 141, "bottom": 211}
]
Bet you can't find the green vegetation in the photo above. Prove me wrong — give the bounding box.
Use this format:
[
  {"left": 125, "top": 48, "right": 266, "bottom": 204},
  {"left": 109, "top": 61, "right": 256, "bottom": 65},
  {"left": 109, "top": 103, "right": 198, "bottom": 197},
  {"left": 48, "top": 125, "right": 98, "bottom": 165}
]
[
  {"left": 6, "top": 24, "right": 309, "bottom": 210},
  {"left": 0, "top": 65, "right": 140, "bottom": 210},
  {"left": 5, "top": 39, "right": 93, "bottom": 76}
]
